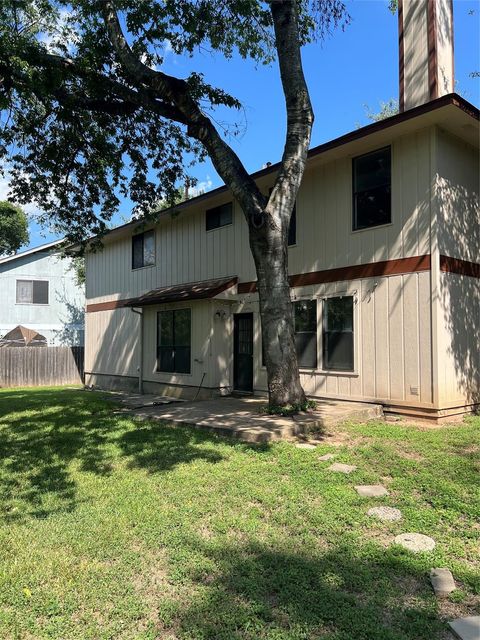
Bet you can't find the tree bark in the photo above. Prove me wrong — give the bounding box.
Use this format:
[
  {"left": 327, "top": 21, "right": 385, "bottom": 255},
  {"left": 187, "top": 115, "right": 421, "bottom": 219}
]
[{"left": 100, "top": 0, "right": 313, "bottom": 408}]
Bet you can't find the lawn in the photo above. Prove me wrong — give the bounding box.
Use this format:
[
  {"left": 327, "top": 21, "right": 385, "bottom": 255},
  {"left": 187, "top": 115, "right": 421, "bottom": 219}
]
[{"left": 0, "top": 388, "right": 478, "bottom": 640}]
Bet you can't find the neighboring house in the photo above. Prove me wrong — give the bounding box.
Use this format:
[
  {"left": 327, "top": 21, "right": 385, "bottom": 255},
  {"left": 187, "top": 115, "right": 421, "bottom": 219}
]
[
  {"left": 84, "top": 0, "right": 479, "bottom": 420},
  {"left": 0, "top": 240, "right": 85, "bottom": 346}
]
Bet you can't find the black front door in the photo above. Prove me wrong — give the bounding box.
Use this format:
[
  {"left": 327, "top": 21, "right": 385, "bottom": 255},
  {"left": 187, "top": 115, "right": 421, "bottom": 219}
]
[{"left": 234, "top": 313, "right": 254, "bottom": 392}]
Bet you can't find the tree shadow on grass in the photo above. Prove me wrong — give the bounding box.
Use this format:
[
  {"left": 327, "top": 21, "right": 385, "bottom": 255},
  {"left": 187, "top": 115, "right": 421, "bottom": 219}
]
[
  {"left": 163, "top": 538, "right": 452, "bottom": 640},
  {"left": 0, "top": 388, "right": 226, "bottom": 521}
]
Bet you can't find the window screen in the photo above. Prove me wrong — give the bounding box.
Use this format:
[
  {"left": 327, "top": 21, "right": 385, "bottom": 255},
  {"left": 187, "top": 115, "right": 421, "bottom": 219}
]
[
  {"left": 157, "top": 309, "right": 191, "bottom": 374},
  {"left": 293, "top": 300, "right": 317, "bottom": 368},
  {"left": 353, "top": 147, "right": 391, "bottom": 230},
  {"left": 206, "top": 202, "right": 233, "bottom": 231},
  {"left": 323, "top": 296, "right": 354, "bottom": 371},
  {"left": 16, "top": 280, "right": 49, "bottom": 304},
  {"left": 132, "top": 230, "right": 155, "bottom": 269}
]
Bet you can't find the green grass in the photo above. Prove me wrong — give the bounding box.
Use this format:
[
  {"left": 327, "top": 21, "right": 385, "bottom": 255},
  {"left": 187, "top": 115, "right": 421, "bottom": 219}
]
[{"left": 0, "top": 387, "right": 478, "bottom": 640}]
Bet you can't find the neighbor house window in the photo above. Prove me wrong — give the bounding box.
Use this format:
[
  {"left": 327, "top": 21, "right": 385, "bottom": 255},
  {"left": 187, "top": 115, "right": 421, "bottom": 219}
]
[
  {"left": 157, "top": 309, "right": 191, "bottom": 374},
  {"left": 353, "top": 146, "right": 391, "bottom": 230},
  {"left": 293, "top": 300, "right": 317, "bottom": 368},
  {"left": 132, "top": 230, "right": 155, "bottom": 269},
  {"left": 323, "top": 296, "right": 354, "bottom": 371},
  {"left": 206, "top": 202, "right": 233, "bottom": 231},
  {"left": 16, "top": 280, "right": 49, "bottom": 305}
]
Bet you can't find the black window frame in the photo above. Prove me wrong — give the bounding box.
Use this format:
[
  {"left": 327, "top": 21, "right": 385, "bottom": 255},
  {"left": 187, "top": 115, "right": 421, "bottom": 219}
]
[
  {"left": 205, "top": 202, "right": 233, "bottom": 231},
  {"left": 352, "top": 146, "right": 392, "bottom": 231},
  {"left": 293, "top": 299, "right": 317, "bottom": 369},
  {"left": 156, "top": 308, "right": 191, "bottom": 374},
  {"left": 15, "top": 279, "right": 49, "bottom": 305},
  {"left": 131, "top": 230, "right": 155, "bottom": 270},
  {"left": 322, "top": 296, "right": 354, "bottom": 372}
]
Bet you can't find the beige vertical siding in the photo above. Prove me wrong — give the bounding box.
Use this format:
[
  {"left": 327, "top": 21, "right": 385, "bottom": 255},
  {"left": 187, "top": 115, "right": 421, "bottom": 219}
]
[
  {"left": 433, "top": 130, "right": 480, "bottom": 408},
  {"left": 252, "top": 271, "right": 432, "bottom": 406},
  {"left": 436, "top": 272, "right": 480, "bottom": 407},
  {"left": 436, "top": 130, "right": 480, "bottom": 261},
  {"left": 85, "top": 307, "right": 140, "bottom": 377},
  {"left": 86, "top": 130, "right": 432, "bottom": 305}
]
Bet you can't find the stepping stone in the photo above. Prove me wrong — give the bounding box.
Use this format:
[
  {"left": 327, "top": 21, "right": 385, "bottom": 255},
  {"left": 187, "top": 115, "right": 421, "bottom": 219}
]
[
  {"left": 394, "top": 533, "right": 436, "bottom": 553},
  {"left": 429, "top": 568, "right": 456, "bottom": 597},
  {"left": 355, "top": 485, "right": 389, "bottom": 498},
  {"left": 448, "top": 616, "right": 480, "bottom": 640},
  {"left": 328, "top": 463, "right": 357, "bottom": 474},
  {"left": 295, "top": 442, "right": 317, "bottom": 449},
  {"left": 318, "top": 453, "right": 336, "bottom": 461},
  {"left": 367, "top": 506, "right": 402, "bottom": 521}
]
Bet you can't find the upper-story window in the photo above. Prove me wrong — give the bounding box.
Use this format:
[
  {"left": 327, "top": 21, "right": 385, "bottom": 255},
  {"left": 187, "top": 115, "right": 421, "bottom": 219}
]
[
  {"left": 132, "top": 230, "right": 155, "bottom": 269},
  {"left": 16, "top": 280, "right": 49, "bottom": 305},
  {"left": 206, "top": 202, "right": 233, "bottom": 231},
  {"left": 352, "top": 146, "right": 391, "bottom": 231}
]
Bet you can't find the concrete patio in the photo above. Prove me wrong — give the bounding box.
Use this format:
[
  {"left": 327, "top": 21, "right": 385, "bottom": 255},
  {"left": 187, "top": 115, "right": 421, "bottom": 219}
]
[{"left": 107, "top": 393, "right": 383, "bottom": 442}]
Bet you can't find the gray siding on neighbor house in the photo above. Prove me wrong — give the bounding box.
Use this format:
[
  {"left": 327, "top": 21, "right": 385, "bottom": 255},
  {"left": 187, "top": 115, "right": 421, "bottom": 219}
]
[{"left": 0, "top": 250, "right": 85, "bottom": 346}]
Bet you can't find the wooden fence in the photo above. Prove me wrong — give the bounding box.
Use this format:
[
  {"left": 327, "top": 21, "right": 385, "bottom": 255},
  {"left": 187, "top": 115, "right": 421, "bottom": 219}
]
[{"left": 0, "top": 346, "right": 84, "bottom": 388}]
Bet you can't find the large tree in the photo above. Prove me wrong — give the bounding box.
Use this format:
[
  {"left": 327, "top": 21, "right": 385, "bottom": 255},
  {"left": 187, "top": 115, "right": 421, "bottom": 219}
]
[
  {"left": 0, "top": 201, "right": 29, "bottom": 255},
  {"left": 0, "top": 0, "right": 348, "bottom": 407}
]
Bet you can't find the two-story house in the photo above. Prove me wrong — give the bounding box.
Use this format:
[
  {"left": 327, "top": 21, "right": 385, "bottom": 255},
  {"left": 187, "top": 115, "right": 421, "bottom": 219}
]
[
  {"left": 84, "top": 0, "right": 479, "bottom": 421},
  {"left": 0, "top": 240, "right": 85, "bottom": 346}
]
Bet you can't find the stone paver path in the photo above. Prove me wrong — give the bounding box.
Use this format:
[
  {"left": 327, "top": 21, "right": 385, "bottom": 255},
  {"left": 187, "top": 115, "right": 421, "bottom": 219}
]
[
  {"left": 394, "top": 533, "right": 436, "bottom": 552},
  {"left": 355, "top": 485, "right": 389, "bottom": 497},
  {"left": 318, "top": 453, "right": 336, "bottom": 461},
  {"left": 367, "top": 506, "right": 402, "bottom": 521},
  {"left": 295, "top": 442, "right": 317, "bottom": 449},
  {"left": 429, "top": 568, "right": 456, "bottom": 597},
  {"left": 328, "top": 463, "right": 357, "bottom": 474},
  {"left": 448, "top": 616, "right": 480, "bottom": 640}
]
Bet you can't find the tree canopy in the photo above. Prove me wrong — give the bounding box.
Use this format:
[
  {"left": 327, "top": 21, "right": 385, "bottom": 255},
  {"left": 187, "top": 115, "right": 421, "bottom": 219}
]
[
  {"left": 0, "top": 200, "right": 29, "bottom": 256},
  {"left": 0, "top": 0, "right": 349, "bottom": 243}
]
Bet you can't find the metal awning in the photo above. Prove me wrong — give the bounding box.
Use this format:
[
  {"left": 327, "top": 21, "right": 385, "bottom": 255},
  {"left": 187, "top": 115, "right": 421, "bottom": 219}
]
[{"left": 125, "top": 276, "right": 238, "bottom": 307}]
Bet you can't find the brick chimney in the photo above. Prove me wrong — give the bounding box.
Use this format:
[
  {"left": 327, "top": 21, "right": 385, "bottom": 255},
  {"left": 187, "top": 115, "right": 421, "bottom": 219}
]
[{"left": 399, "top": 0, "right": 454, "bottom": 112}]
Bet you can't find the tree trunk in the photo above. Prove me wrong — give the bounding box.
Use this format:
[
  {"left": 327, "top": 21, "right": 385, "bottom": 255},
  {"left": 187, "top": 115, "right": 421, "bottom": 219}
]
[{"left": 248, "top": 206, "right": 306, "bottom": 407}]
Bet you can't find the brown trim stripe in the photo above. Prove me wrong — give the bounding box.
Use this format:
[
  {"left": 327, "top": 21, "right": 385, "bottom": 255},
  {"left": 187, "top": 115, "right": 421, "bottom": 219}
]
[
  {"left": 86, "top": 255, "right": 480, "bottom": 312},
  {"left": 440, "top": 255, "right": 480, "bottom": 279},
  {"left": 86, "top": 298, "right": 135, "bottom": 313},
  {"left": 238, "top": 255, "right": 431, "bottom": 294}
]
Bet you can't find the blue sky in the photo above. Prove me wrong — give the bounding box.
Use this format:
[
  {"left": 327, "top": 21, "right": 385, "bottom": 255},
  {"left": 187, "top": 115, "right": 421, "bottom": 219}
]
[{"left": 19, "top": 0, "right": 480, "bottom": 249}]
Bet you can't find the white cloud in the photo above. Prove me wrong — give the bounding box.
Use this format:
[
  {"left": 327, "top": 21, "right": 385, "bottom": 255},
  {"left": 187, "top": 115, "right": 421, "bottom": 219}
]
[{"left": 190, "top": 175, "right": 213, "bottom": 197}]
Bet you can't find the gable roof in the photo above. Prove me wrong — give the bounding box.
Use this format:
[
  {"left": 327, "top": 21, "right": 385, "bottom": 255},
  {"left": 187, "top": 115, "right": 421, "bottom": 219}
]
[
  {"left": 0, "top": 239, "right": 65, "bottom": 266},
  {"left": 0, "top": 325, "right": 47, "bottom": 347}
]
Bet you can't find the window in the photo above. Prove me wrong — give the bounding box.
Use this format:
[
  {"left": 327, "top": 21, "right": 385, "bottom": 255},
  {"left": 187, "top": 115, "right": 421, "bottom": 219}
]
[
  {"left": 352, "top": 146, "right": 391, "bottom": 231},
  {"left": 157, "top": 309, "right": 191, "bottom": 374},
  {"left": 323, "top": 296, "right": 354, "bottom": 371},
  {"left": 293, "top": 300, "right": 317, "bottom": 368},
  {"left": 132, "top": 230, "right": 155, "bottom": 269},
  {"left": 206, "top": 202, "right": 233, "bottom": 231},
  {"left": 16, "top": 280, "right": 49, "bottom": 304}
]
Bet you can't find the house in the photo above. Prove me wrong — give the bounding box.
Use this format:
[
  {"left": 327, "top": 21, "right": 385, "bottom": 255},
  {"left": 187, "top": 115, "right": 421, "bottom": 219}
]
[
  {"left": 84, "top": 0, "right": 479, "bottom": 421},
  {"left": 0, "top": 240, "right": 85, "bottom": 346}
]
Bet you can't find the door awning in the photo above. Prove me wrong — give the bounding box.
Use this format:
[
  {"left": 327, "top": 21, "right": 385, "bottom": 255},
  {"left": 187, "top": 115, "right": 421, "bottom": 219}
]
[{"left": 125, "top": 276, "right": 238, "bottom": 307}]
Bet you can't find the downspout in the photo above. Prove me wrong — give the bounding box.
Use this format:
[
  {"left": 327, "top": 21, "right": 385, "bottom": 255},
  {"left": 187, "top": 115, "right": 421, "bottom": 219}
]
[{"left": 131, "top": 307, "right": 144, "bottom": 394}]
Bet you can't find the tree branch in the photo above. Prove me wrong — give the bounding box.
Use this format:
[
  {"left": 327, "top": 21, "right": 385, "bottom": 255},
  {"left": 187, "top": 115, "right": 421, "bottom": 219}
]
[{"left": 268, "top": 0, "right": 314, "bottom": 224}]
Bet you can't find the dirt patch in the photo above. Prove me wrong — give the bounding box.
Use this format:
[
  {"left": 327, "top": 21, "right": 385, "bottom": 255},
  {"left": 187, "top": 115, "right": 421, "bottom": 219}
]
[{"left": 437, "top": 593, "right": 480, "bottom": 623}]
